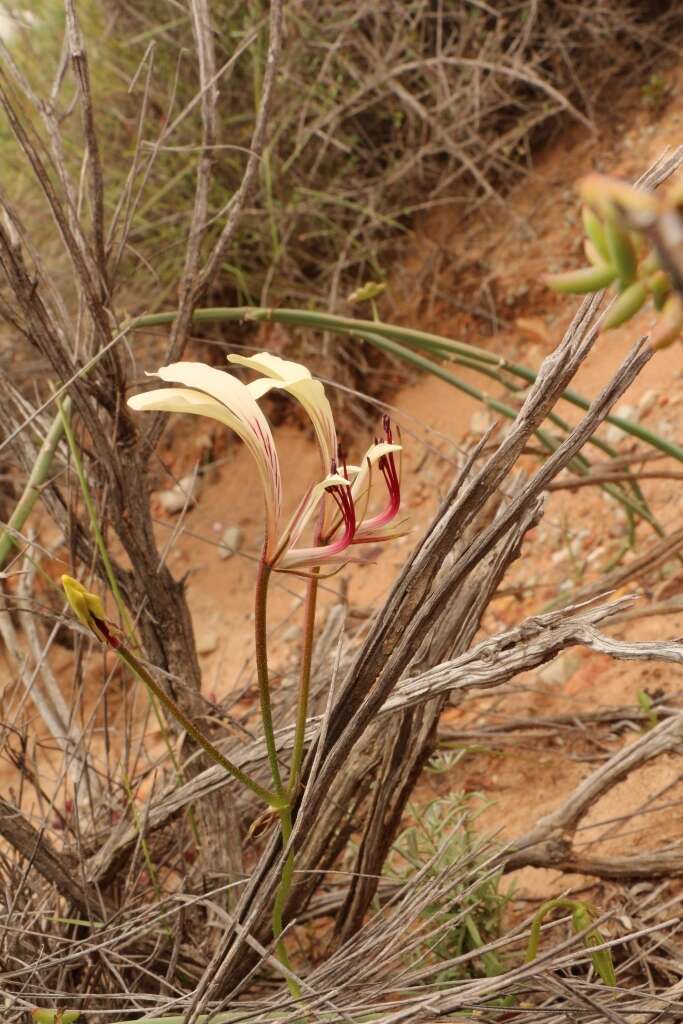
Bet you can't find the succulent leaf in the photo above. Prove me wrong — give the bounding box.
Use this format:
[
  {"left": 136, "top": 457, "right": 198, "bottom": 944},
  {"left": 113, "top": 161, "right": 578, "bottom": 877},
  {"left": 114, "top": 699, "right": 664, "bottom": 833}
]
[
  {"left": 545, "top": 264, "right": 617, "bottom": 294},
  {"left": 602, "top": 281, "right": 648, "bottom": 329}
]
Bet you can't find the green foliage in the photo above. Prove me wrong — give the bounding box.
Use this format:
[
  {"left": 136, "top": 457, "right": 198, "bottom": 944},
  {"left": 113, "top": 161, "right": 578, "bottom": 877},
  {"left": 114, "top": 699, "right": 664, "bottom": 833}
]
[
  {"left": 386, "top": 780, "right": 513, "bottom": 982},
  {"left": 3, "top": 2, "right": 676, "bottom": 313},
  {"left": 526, "top": 898, "right": 617, "bottom": 987},
  {"left": 637, "top": 688, "right": 659, "bottom": 730}
]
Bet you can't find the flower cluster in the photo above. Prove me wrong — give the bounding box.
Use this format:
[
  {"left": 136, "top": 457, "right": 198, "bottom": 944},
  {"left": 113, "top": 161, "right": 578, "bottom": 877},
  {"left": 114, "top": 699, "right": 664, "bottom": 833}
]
[{"left": 127, "top": 352, "right": 404, "bottom": 573}]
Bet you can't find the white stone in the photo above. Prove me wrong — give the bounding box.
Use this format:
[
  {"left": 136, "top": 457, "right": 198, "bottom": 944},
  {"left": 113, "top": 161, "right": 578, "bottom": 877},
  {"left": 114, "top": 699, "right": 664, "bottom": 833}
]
[
  {"left": 469, "top": 409, "right": 492, "bottom": 435},
  {"left": 157, "top": 474, "right": 200, "bottom": 514},
  {"left": 218, "top": 526, "right": 243, "bottom": 560}
]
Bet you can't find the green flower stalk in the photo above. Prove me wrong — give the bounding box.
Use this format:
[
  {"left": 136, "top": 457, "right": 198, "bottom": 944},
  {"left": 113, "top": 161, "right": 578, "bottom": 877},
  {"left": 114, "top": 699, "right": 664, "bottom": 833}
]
[{"left": 61, "top": 575, "right": 282, "bottom": 810}]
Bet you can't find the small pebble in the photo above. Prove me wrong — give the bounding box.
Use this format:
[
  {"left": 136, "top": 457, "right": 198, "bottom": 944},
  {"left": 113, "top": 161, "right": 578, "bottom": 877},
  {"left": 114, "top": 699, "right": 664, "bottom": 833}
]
[
  {"left": 157, "top": 474, "right": 200, "bottom": 514},
  {"left": 219, "top": 525, "right": 243, "bottom": 560}
]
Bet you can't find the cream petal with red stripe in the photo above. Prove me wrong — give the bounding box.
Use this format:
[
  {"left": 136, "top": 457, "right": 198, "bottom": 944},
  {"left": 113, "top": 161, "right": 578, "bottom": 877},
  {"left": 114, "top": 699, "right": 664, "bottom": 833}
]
[
  {"left": 128, "top": 362, "right": 282, "bottom": 560},
  {"left": 228, "top": 352, "right": 337, "bottom": 471}
]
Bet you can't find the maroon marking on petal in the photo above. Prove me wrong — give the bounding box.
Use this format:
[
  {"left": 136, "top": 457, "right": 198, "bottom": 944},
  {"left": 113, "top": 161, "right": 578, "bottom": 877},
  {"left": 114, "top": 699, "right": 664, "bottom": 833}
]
[
  {"left": 93, "top": 617, "right": 121, "bottom": 650},
  {"left": 327, "top": 477, "right": 356, "bottom": 548},
  {"left": 356, "top": 428, "right": 401, "bottom": 538}
]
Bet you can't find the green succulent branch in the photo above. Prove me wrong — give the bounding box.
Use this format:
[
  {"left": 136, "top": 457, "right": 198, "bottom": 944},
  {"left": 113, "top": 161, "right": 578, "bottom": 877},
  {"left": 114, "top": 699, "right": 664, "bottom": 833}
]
[{"left": 546, "top": 172, "right": 683, "bottom": 349}]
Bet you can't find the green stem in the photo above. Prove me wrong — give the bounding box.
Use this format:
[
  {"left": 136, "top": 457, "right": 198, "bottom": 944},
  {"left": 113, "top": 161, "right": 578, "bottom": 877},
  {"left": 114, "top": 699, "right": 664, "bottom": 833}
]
[
  {"left": 0, "top": 399, "right": 70, "bottom": 569},
  {"left": 253, "top": 553, "right": 303, "bottom": 998},
  {"left": 526, "top": 898, "right": 583, "bottom": 962},
  {"left": 272, "top": 804, "right": 302, "bottom": 1000},
  {"left": 254, "top": 556, "right": 285, "bottom": 800},
  {"left": 115, "top": 644, "right": 281, "bottom": 808},
  {"left": 288, "top": 572, "right": 318, "bottom": 798}
]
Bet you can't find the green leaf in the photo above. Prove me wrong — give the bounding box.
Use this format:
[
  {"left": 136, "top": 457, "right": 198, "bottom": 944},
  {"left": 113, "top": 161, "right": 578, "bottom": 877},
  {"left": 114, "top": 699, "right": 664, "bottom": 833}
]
[
  {"left": 602, "top": 280, "right": 648, "bottom": 329},
  {"left": 545, "top": 264, "right": 617, "bottom": 294}
]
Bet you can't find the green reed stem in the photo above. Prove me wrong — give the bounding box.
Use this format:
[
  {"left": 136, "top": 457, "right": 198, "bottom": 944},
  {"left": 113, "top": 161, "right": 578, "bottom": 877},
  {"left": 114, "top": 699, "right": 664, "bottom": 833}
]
[
  {"left": 126, "top": 305, "right": 683, "bottom": 465},
  {"left": 0, "top": 398, "right": 70, "bottom": 570}
]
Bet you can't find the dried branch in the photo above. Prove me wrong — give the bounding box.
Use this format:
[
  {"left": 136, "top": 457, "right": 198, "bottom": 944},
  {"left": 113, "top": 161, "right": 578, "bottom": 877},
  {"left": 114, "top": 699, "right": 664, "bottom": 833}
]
[
  {"left": 503, "top": 711, "right": 683, "bottom": 877},
  {"left": 83, "top": 590, "right": 683, "bottom": 885},
  {"left": 0, "top": 796, "right": 104, "bottom": 914}
]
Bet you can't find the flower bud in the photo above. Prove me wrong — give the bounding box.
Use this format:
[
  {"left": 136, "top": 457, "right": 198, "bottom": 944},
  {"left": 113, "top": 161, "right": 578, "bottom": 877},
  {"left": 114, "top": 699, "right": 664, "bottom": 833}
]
[{"left": 61, "top": 575, "right": 120, "bottom": 648}]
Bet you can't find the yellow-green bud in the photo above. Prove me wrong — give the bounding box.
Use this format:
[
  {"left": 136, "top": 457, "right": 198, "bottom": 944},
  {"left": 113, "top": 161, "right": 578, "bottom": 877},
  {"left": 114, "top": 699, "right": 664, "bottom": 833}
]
[
  {"left": 348, "top": 281, "right": 386, "bottom": 304},
  {"left": 61, "top": 575, "right": 119, "bottom": 648}
]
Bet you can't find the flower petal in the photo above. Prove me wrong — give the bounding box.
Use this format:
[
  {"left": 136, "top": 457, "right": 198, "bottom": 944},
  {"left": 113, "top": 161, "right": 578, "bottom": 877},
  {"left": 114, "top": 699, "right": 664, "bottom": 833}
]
[
  {"left": 228, "top": 351, "right": 312, "bottom": 382},
  {"left": 128, "top": 363, "right": 283, "bottom": 557},
  {"left": 350, "top": 441, "right": 402, "bottom": 504},
  {"left": 229, "top": 352, "right": 337, "bottom": 470},
  {"left": 276, "top": 472, "right": 349, "bottom": 559}
]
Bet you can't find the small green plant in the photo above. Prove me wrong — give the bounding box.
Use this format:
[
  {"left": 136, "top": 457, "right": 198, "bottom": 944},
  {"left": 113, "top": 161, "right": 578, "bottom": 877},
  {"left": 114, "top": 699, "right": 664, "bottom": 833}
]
[
  {"left": 526, "top": 898, "right": 617, "bottom": 987},
  {"left": 386, "top": 786, "right": 513, "bottom": 981},
  {"left": 637, "top": 688, "right": 659, "bottom": 730},
  {"left": 641, "top": 72, "right": 671, "bottom": 113}
]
